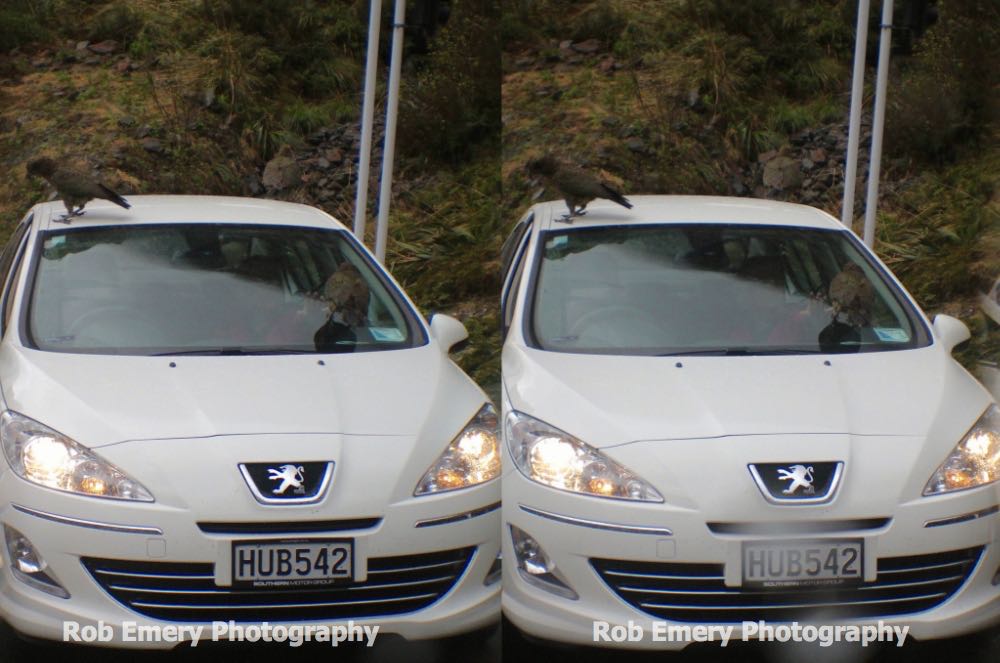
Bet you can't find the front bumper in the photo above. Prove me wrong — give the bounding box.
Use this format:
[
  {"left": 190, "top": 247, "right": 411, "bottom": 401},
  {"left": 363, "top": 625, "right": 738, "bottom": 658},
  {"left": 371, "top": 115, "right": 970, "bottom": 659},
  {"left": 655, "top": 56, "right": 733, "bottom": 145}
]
[
  {"left": 502, "top": 467, "right": 1000, "bottom": 650},
  {"left": 0, "top": 481, "right": 500, "bottom": 649}
]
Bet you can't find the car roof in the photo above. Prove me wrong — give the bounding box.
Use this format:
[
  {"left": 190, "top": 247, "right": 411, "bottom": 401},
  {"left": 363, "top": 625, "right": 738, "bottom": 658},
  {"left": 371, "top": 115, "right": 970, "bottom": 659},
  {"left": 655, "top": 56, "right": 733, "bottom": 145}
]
[
  {"left": 528, "top": 195, "right": 845, "bottom": 232},
  {"left": 30, "top": 195, "right": 346, "bottom": 232}
]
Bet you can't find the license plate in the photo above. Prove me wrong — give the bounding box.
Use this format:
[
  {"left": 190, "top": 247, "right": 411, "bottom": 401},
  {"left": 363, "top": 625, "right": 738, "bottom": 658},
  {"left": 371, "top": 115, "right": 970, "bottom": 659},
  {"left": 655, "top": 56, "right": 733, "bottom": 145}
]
[
  {"left": 232, "top": 538, "right": 353, "bottom": 588},
  {"left": 742, "top": 539, "right": 863, "bottom": 588}
]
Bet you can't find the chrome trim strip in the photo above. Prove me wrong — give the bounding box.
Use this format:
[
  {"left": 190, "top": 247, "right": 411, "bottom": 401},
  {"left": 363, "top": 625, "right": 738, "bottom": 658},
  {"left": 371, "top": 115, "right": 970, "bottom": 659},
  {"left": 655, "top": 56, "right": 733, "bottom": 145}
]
[
  {"left": 414, "top": 501, "right": 501, "bottom": 528},
  {"left": 924, "top": 505, "right": 1000, "bottom": 528},
  {"left": 12, "top": 504, "right": 163, "bottom": 536},
  {"left": 639, "top": 592, "right": 947, "bottom": 611},
  {"left": 109, "top": 576, "right": 452, "bottom": 594},
  {"left": 238, "top": 461, "right": 334, "bottom": 506},
  {"left": 131, "top": 593, "right": 437, "bottom": 610},
  {"left": 748, "top": 462, "right": 844, "bottom": 505},
  {"left": 519, "top": 504, "right": 672, "bottom": 536},
  {"left": 368, "top": 560, "right": 466, "bottom": 574}
]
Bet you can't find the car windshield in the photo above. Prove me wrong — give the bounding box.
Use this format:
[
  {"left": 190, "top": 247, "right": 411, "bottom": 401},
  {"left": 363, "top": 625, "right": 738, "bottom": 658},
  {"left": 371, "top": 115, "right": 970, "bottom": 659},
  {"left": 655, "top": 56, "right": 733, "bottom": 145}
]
[
  {"left": 26, "top": 224, "right": 422, "bottom": 355},
  {"left": 529, "top": 224, "right": 929, "bottom": 355}
]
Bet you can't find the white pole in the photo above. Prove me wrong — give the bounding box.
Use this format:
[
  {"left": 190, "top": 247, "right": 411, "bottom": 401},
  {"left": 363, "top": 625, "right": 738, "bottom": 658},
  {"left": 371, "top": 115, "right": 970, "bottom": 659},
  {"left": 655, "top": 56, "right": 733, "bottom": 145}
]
[
  {"left": 375, "top": 0, "right": 406, "bottom": 265},
  {"left": 841, "top": 0, "right": 871, "bottom": 230},
  {"left": 863, "top": 0, "right": 894, "bottom": 248},
  {"left": 354, "top": 0, "right": 382, "bottom": 241}
]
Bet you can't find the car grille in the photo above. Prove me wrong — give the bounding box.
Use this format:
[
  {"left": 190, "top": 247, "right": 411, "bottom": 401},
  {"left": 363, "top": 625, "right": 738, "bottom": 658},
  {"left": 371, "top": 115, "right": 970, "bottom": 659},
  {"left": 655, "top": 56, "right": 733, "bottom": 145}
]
[
  {"left": 82, "top": 547, "right": 473, "bottom": 622},
  {"left": 592, "top": 546, "right": 982, "bottom": 623}
]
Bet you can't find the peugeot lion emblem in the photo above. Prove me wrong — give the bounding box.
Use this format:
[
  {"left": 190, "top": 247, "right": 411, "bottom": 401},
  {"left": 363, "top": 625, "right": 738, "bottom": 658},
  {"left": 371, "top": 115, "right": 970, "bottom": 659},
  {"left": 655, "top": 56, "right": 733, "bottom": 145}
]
[
  {"left": 268, "top": 464, "right": 306, "bottom": 495},
  {"left": 238, "top": 461, "right": 334, "bottom": 505},
  {"left": 748, "top": 461, "right": 844, "bottom": 505},
  {"left": 777, "top": 464, "right": 815, "bottom": 495}
]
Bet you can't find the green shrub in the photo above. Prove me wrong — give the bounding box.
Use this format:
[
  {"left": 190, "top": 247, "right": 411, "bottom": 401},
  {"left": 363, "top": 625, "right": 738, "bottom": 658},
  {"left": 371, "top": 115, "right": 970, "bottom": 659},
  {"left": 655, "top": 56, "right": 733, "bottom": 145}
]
[
  {"left": 398, "top": 0, "right": 501, "bottom": 163},
  {"left": 0, "top": 2, "right": 52, "bottom": 52},
  {"left": 887, "top": 0, "right": 1000, "bottom": 163}
]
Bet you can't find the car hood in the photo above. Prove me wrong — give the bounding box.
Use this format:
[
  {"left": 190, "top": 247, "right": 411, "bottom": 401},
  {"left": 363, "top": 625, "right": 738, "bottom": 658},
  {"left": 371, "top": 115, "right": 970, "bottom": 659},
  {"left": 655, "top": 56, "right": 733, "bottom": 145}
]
[
  {"left": 502, "top": 343, "right": 992, "bottom": 447},
  {"left": 0, "top": 344, "right": 482, "bottom": 447}
]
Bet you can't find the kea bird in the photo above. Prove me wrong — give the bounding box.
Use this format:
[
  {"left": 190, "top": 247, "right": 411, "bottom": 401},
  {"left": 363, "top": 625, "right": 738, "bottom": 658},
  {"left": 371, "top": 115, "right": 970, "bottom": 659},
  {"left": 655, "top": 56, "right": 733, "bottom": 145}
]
[
  {"left": 26, "top": 157, "right": 131, "bottom": 221},
  {"left": 828, "top": 262, "right": 876, "bottom": 327},
  {"left": 526, "top": 154, "right": 632, "bottom": 220}
]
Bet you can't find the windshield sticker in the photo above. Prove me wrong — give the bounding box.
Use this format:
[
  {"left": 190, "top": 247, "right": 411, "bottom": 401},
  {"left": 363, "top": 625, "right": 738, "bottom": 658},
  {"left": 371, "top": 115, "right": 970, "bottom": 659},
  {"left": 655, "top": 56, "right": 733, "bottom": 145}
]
[
  {"left": 873, "top": 327, "right": 910, "bottom": 342},
  {"left": 369, "top": 327, "right": 404, "bottom": 342},
  {"left": 546, "top": 236, "right": 568, "bottom": 250}
]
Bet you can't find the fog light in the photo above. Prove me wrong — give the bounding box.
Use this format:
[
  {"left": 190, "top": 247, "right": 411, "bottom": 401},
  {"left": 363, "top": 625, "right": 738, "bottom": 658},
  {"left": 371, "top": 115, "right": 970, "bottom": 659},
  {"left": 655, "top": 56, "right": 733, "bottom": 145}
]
[
  {"left": 484, "top": 552, "right": 502, "bottom": 586},
  {"left": 3, "top": 525, "right": 69, "bottom": 598},
  {"left": 509, "top": 525, "right": 577, "bottom": 600}
]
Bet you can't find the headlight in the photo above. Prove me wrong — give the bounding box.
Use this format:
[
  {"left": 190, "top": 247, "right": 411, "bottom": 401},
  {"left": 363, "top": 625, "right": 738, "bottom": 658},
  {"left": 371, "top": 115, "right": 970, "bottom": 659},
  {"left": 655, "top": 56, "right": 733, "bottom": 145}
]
[
  {"left": 924, "top": 405, "right": 1000, "bottom": 496},
  {"left": 414, "top": 404, "right": 500, "bottom": 495},
  {"left": 1, "top": 411, "right": 153, "bottom": 501},
  {"left": 506, "top": 411, "right": 663, "bottom": 502}
]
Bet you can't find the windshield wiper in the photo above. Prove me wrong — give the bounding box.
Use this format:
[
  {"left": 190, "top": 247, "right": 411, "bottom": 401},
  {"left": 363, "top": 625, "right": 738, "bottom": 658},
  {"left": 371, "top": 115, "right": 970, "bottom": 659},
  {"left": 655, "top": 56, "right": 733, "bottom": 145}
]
[
  {"left": 657, "top": 347, "right": 824, "bottom": 357},
  {"left": 151, "top": 347, "right": 319, "bottom": 356}
]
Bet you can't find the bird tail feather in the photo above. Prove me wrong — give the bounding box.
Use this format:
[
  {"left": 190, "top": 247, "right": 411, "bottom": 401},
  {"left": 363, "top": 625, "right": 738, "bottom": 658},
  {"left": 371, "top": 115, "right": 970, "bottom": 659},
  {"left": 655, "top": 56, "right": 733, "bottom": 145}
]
[
  {"left": 99, "top": 184, "right": 131, "bottom": 210},
  {"left": 601, "top": 184, "right": 633, "bottom": 209}
]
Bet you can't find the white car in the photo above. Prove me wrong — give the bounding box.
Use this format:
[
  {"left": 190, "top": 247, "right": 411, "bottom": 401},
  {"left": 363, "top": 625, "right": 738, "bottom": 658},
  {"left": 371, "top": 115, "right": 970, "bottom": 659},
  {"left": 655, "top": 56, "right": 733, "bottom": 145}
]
[
  {"left": 0, "top": 196, "right": 500, "bottom": 648},
  {"left": 500, "top": 196, "right": 1000, "bottom": 649}
]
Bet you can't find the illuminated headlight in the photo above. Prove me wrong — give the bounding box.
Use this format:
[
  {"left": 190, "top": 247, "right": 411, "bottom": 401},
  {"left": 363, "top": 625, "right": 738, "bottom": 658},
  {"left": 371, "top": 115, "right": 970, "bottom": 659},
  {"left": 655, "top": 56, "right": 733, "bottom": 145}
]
[
  {"left": 1, "top": 411, "right": 153, "bottom": 501},
  {"left": 414, "top": 404, "right": 500, "bottom": 495},
  {"left": 506, "top": 411, "right": 663, "bottom": 502},
  {"left": 924, "top": 405, "right": 1000, "bottom": 496}
]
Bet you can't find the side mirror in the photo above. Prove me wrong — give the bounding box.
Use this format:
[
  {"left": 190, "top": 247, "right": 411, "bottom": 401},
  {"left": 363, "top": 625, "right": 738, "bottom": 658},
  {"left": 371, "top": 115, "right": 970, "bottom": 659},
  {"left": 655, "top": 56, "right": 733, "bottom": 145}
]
[
  {"left": 429, "top": 313, "right": 469, "bottom": 354},
  {"left": 933, "top": 314, "right": 971, "bottom": 353}
]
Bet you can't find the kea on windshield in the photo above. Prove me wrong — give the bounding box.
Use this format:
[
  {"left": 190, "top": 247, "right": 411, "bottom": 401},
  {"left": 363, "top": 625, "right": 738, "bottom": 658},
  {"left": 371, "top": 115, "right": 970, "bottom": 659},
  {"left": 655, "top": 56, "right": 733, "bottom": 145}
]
[
  {"left": 526, "top": 154, "right": 632, "bottom": 220},
  {"left": 26, "top": 157, "right": 131, "bottom": 221}
]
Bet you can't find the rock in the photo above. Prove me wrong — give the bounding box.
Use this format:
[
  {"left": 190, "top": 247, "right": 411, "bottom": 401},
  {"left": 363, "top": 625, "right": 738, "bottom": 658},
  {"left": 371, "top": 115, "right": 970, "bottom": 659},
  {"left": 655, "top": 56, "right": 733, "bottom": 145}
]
[
  {"left": 762, "top": 156, "right": 802, "bottom": 190},
  {"left": 324, "top": 147, "right": 343, "bottom": 163},
  {"left": 75, "top": 41, "right": 90, "bottom": 52},
  {"left": 626, "top": 137, "right": 647, "bottom": 154},
  {"left": 84, "top": 56, "right": 101, "bottom": 66},
  {"left": 515, "top": 57, "right": 534, "bottom": 68},
  {"left": 598, "top": 56, "right": 615, "bottom": 73},
  {"left": 559, "top": 40, "right": 573, "bottom": 51},
  {"left": 731, "top": 179, "right": 747, "bottom": 196},
  {"left": 135, "top": 125, "right": 152, "bottom": 139},
  {"left": 801, "top": 158, "right": 814, "bottom": 171},
  {"left": 571, "top": 39, "right": 602, "bottom": 54},
  {"left": 244, "top": 174, "right": 262, "bottom": 196},
  {"left": 88, "top": 40, "right": 118, "bottom": 55},
  {"left": 757, "top": 149, "right": 778, "bottom": 164},
  {"left": 316, "top": 157, "right": 330, "bottom": 169},
  {"left": 817, "top": 170, "right": 835, "bottom": 187},
  {"left": 117, "top": 115, "right": 136, "bottom": 129},
  {"left": 262, "top": 146, "right": 300, "bottom": 191},
  {"left": 31, "top": 56, "right": 52, "bottom": 68},
  {"left": 114, "top": 57, "right": 133, "bottom": 74},
  {"left": 809, "top": 147, "right": 827, "bottom": 164},
  {"left": 140, "top": 137, "right": 163, "bottom": 154}
]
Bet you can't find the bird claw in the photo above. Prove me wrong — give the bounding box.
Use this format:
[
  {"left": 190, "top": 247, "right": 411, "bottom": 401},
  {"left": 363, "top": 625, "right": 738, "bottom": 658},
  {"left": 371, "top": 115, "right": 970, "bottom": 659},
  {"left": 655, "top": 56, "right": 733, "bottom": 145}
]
[{"left": 57, "top": 209, "right": 85, "bottom": 223}]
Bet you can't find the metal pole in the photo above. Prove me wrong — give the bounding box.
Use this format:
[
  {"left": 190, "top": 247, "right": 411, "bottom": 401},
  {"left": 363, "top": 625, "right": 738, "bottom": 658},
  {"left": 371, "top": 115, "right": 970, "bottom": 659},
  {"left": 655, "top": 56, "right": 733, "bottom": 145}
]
[
  {"left": 375, "top": 0, "right": 406, "bottom": 265},
  {"left": 863, "top": 0, "right": 894, "bottom": 248},
  {"left": 842, "top": 0, "right": 871, "bottom": 230},
  {"left": 354, "top": 0, "right": 382, "bottom": 241}
]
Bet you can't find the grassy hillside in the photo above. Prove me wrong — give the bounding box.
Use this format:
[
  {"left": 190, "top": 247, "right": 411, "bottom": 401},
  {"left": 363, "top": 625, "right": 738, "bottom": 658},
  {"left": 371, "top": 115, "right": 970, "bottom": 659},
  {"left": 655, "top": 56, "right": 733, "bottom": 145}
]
[
  {"left": 502, "top": 0, "right": 999, "bottom": 369},
  {"left": 0, "top": 0, "right": 996, "bottom": 390}
]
